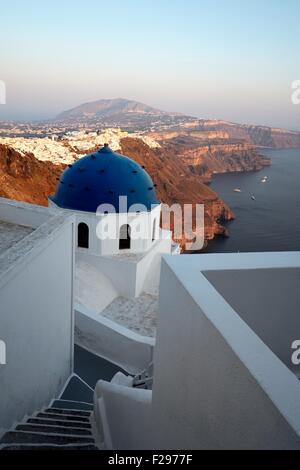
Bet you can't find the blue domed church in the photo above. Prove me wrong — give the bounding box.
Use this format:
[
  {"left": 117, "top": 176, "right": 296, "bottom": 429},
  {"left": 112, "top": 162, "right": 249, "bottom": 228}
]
[
  {"left": 49, "top": 144, "right": 176, "bottom": 304},
  {"left": 50, "top": 144, "right": 159, "bottom": 213}
]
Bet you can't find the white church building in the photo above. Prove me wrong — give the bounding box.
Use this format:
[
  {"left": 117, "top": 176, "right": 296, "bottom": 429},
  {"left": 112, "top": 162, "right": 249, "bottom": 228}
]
[
  {"left": 49, "top": 143, "right": 178, "bottom": 301},
  {"left": 1, "top": 144, "right": 300, "bottom": 449}
]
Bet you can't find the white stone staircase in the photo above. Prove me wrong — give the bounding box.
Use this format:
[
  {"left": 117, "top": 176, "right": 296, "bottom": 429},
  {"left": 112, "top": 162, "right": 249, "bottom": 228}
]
[{"left": 0, "top": 399, "right": 98, "bottom": 450}]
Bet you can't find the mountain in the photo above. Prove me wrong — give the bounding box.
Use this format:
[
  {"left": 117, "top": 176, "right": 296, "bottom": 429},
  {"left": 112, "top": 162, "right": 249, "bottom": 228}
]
[
  {"left": 54, "top": 98, "right": 195, "bottom": 130},
  {"left": 55, "top": 98, "right": 167, "bottom": 121}
]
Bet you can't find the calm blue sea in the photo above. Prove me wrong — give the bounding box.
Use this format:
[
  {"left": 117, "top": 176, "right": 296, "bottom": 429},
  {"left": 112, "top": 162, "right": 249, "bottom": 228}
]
[{"left": 205, "top": 148, "right": 300, "bottom": 253}]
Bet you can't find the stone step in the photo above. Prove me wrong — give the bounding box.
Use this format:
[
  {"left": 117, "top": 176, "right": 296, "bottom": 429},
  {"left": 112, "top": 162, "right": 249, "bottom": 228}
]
[
  {"left": 51, "top": 399, "right": 93, "bottom": 412},
  {"left": 36, "top": 412, "right": 89, "bottom": 423},
  {"left": 45, "top": 407, "right": 91, "bottom": 417},
  {"left": 27, "top": 418, "right": 91, "bottom": 429},
  {"left": 1, "top": 444, "right": 98, "bottom": 450},
  {"left": 16, "top": 424, "right": 92, "bottom": 436},
  {"left": 0, "top": 431, "right": 94, "bottom": 446}
]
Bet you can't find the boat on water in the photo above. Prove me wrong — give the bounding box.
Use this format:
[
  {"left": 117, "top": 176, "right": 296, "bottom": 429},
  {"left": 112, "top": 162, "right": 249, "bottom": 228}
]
[
  {"left": 261, "top": 177, "right": 268, "bottom": 183},
  {"left": 233, "top": 188, "right": 242, "bottom": 193},
  {"left": 251, "top": 195, "right": 256, "bottom": 200}
]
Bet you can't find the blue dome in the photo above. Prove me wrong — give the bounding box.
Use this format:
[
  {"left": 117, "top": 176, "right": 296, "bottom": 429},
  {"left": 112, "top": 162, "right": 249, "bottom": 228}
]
[{"left": 50, "top": 144, "right": 160, "bottom": 213}]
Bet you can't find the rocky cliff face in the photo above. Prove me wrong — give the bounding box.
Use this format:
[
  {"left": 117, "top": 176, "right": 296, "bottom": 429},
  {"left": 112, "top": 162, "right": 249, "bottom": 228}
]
[
  {"left": 119, "top": 137, "right": 272, "bottom": 249},
  {"left": 148, "top": 130, "right": 229, "bottom": 141},
  {"left": 0, "top": 144, "right": 63, "bottom": 205},
  {"left": 178, "top": 142, "right": 271, "bottom": 182},
  {"left": 0, "top": 136, "right": 269, "bottom": 251},
  {"left": 119, "top": 137, "right": 234, "bottom": 250},
  {"left": 197, "top": 121, "right": 300, "bottom": 148}
]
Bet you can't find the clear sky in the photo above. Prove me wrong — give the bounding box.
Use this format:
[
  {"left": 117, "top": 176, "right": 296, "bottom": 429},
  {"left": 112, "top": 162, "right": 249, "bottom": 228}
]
[{"left": 0, "top": 0, "right": 300, "bottom": 129}]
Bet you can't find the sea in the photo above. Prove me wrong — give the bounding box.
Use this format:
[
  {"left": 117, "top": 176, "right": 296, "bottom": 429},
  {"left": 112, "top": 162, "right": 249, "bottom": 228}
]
[{"left": 205, "top": 148, "right": 300, "bottom": 253}]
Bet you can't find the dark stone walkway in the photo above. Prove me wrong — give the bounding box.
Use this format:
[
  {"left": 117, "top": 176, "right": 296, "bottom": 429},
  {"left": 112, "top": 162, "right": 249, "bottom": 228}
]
[{"left": 74, "top": 344, "right": 128, "bottom": 388}]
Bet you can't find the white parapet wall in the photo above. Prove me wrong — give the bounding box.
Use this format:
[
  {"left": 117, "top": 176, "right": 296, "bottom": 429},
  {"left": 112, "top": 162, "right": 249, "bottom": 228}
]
[
  {"left": 0, "top": 197, "right": 56, "bottom": 228},
  {"left": 151, "top": 253, "right": 300, "bottom": 449},
  {"left": 76, "top": 232, "right": 173, "bottom": 299},
  {"left": 0, "top": 199, "right": 75, "bottom": 433},
  {"left": 94, "top": 380, "right": 153, "bottom": 450},
  {"left": 75, "top": 305, "right": 155, "bottom": 375}
]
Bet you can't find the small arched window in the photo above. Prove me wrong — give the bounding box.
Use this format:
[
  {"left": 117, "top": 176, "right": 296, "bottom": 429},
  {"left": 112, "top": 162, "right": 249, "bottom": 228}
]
[
  {"left": 78, "top": 222, "right": 89, "bottom": 248},
  {"left": 152, "top": 219, "right": 156, "bottom": 242},
  {"left": 119, "top": 224, "right": 131, "bottom": 250}
]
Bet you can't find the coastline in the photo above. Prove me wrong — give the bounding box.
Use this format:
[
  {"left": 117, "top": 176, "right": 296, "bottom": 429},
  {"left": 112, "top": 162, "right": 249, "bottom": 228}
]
[{"left": 204, "top": 148, "right": 300, "bottom": 253}]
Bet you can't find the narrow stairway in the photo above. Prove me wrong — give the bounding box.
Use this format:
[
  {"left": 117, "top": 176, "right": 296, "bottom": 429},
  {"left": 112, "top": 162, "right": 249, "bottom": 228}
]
[
  {"left": 0, "top": 399, "right": 98, "bottom": 450},
  {"left": 0, "top": 347, "right": 126, "bottom": 450}
]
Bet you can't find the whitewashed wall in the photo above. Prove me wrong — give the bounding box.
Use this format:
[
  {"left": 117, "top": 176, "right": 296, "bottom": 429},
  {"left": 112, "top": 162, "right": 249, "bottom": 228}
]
[
  {"left": 0, "top": 197, "right": 52, "bottom": 228},
  {"left": 204, "top": 267, "right": 300, "bottom": 377},
  {"left": 50, "top": 201, "right": 162, "bottom": 257},
  {"left": 151, "top": 255, "right": 300, "bottom": 449},
  {"left": 77, "top": 233, "right": 172, "bottom": 298},
  {"left": 77, "top": 250, "right": 137, "bottom": 297},
  {"left": 97, "top": 253, "right": 300, "bottom": 450},
  {"left": 95, "top": 381, "right": 153, "bottom": 450},
  {"left": 75, "top": 306, "right": 154, "bottom": 375},
  {"left": 136, "top": 231, "right": 173, "bottom": 295},
  {"left": 0, "top": 210, "right": 74, "bottom": 433}
]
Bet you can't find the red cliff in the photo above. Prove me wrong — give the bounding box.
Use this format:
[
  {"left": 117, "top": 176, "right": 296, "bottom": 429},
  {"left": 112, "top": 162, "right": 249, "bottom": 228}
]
[
  {"left": 119, "top": 137, "right": 234, "bottom": 250},
  {"left": 0, "top": 144, "right": 63, "bottom": 205}
]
